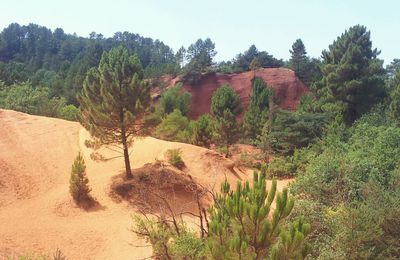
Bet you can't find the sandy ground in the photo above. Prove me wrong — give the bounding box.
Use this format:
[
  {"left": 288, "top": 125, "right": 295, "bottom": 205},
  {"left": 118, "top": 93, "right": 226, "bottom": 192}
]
[{"left": 0, "top": 109, "right": 291, "bottom": 259}]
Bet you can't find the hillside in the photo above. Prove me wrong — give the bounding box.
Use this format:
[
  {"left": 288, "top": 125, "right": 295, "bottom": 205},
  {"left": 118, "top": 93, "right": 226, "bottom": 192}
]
[
  {"left": 0, "top": 110, "right": 291, "bottom": 259},
  {"left": 158, "top": 68, "right": 309, "bottom": 118}
]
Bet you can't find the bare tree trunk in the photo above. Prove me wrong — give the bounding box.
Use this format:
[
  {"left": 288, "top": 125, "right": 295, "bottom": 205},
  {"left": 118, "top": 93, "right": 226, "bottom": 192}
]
[
  {"left": 120, "top": 108, "right": 132, "bottom": 179},
  {"left": 122, "top": 135, "right": 132, "bottom": 179}
]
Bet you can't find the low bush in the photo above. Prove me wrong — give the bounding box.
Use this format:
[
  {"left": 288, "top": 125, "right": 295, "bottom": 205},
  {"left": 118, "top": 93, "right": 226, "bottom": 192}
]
[{"left": 166, "top": 148, "right": 185, "bottom": 169}]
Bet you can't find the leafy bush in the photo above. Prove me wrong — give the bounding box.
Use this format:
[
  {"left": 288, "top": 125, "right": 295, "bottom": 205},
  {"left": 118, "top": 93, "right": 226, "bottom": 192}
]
[
  {"left": 0, "top": 82, "right": 78, "bottom": 120},
  {"left": 267, "top": 147, "right": 318, "bottom": 178},
  {"left": 59, "top": 104, "right": 79, "bottom": 121},
  {"left": 191, "top": 114, "right": 214, "bottom": 148},
  {"left": 289, "top": 111, "right": 400, "bottom": 259},
  {"left": 235, "top": 152, "right": 262, "bottom": 169},
  {"left": 159, "top": 83, "right": 191, "bottom": 116},
  {"left": 155, "top": 109, "right": 192, "bottom": 142},
  {"left": 166, "top": 148, "right": 185, "bottom": 169}
]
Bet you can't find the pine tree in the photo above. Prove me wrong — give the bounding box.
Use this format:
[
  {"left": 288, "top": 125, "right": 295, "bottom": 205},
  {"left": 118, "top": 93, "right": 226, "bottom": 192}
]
[
  {"left": 289, "top": 39, "right": 308, "bottom": 80},
  {"left": 211, "top": 84, "right": 241, "bottom": 118},
  {"left": 69, "top": 153, "right": 91, "bottom": 204},
  {"left": 78, "top": 46, "right": 150, "bottom": 179},
  {"left": 207, "top": 169, "right": 310, "bottom": 259},
  {"left": 389, "top": 70, "right": 400, "bottom": 120},
  {"left": 215, "top": 109, "right": 239, "bottom": 157},
  {"left": 315, "top": 25, "right": 386, "bottom": 125},
  {"left": 242, "top": 77, "right": 273, "bottom": 142},
  {"left": 211, "top": 85, "right": 241, "bottom": 157},
  {"left": 192, "top": 114, "right": 214, "bottom": 148}
]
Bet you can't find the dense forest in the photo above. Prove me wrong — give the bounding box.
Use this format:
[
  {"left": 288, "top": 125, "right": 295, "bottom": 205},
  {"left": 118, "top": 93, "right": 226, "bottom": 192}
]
[{"left": 1, "top": 22, "right": 400, "bottom": 259}]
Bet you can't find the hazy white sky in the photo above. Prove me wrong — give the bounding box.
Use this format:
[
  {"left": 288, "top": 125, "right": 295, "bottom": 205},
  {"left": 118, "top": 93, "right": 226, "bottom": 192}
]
[{"left": 1, "top": 0, "right": 398, "bottom": 63}]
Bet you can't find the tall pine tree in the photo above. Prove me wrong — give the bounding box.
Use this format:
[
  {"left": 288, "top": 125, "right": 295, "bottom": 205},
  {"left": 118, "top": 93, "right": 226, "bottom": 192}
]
[
  {"left": 242, "top": 77, "right": 273, "bottom": 142},
  {"left": 78, "top": 46, "right": 150, "bottom": 178},
  {"left": 289, "top": 39, "right": 308, "bottom": 80},
  {"left": 315, "top": 25, "right": 386, "bottom": 125},
  {"left": 211, "top": 84, "right": 241, "bottom": 157}
]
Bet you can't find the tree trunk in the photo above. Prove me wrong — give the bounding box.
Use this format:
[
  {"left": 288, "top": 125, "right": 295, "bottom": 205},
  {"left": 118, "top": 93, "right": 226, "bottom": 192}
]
[
  {"left": 120, "top": 108, "right": 132, "bottom": 179},
  {"left": 122, "top": 136, "right": 132, "bottom": 179}
]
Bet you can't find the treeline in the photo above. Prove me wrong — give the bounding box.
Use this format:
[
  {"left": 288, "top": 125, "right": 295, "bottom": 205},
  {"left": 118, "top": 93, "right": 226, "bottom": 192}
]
[
  {"left": 0, "top": 22, "right": 324, "bottom": 118},
  {"left": 0, "top": 23, "right": 178, "bottom": 104}
]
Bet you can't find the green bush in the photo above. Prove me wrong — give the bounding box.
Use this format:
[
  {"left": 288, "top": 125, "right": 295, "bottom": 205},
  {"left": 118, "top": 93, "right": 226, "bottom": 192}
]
[
  {"left": 155, "top": 109, "right": 192, "bottom": 142},
  {"left": 166, "top": 148, "right": 185, "bottom": 169},
  {"left": 235, "top": 152, "right": 262, "bottom": 169},
  {"left": 159, "top": 83, "right": 191, "bottom": 116},
  {"left": 192, "top": 114, "right": 214, "bottom": 148},
  {"left": 59, "top": 104, "right": 80, "bottom": 121}
]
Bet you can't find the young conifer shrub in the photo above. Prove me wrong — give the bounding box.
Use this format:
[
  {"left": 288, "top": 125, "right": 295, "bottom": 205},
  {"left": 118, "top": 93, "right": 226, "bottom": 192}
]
[{"left": 69, "top": 153, "right": 92, "bottom": 205}]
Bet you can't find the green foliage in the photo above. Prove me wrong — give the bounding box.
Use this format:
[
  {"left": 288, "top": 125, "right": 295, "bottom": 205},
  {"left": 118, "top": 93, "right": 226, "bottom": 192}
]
[
  {"left": 133, "top": 169, "right": 309, "bottom": 260},
  {"left": 207, "top": 170, "right": 309, "bottom": 259},
  {"left": 214, "top": 109, "right": 239, "bottom": 157},
  {"left": 166, "top": 148, "right": 185, "bottom": 169},
  {"left": 170, "top": 232, "right": 207, "bottom": 259},
  {"left": 232, "top": 45, "right": 283, "bottom": 72},
  {"left": 210, "top": 85, "right": 242, "bottom": 156},
  {"left": 159, "top": 83, "right": 191, "bottom": 116},
  {"left": 242, "top": 77, "right": 273, "bottom": 142},
  {"left": 315, "top": 25, "right": 386, "bottom": 125},
  {"left": 78, "top": 46, "right": 150, "bottom": 178},
  {"left": 389, "top": 70, "right": 400, "bottom": 120},
  {"left": 182, "top": 38, "right": 216, "bottom": 83},
  {"left": 69, "top": 153, "right": 92, "bottom": 205},
  {"left": 59, "top": 104, "right": 79, "bottom": 121},
  {"left": 132, "top": 214, "right": 206, "bottom": 260},
  {"left": 0, "top": 81, "right": 73, "bottom": 118},
  {"left": 235, "top": 152, "right": 263, "bottom": 169},
  {"left": 289, "top": 109, "right": 400, "bottom": 259},
  {"left": 0, "top": 23, "right": 178, "bottom": 103},
  {"left": 289, "top": 39, "right": 308, "bottom": 80},
  {"left": 155, "top": 109, "right": 192, "bottom": 142},
  {"left": 211, "top": 84, "right": 241, "bottom": 117},
  {"left": 267, "top": 147, "right": 318, "bottom": 178},
  {"left": 192, "top": 114, "right": 214, "bottom": 148},
  {"left": 270, "top": 217, "right": 310, "bottom": 260},
  {"left": 264, "top": 110, "right": 329, "bottom": 155}
]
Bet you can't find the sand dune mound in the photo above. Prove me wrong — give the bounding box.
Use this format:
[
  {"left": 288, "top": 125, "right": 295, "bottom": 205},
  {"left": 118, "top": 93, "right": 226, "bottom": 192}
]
[
  {"left": 0, "top": 110, "right": 248, "bottom": 259},
  {"left": 110, "top": 161, "right": 207, "bottom": 214},
  {"left": 0, "top": 110, "right": 80, "bottom": 207}
]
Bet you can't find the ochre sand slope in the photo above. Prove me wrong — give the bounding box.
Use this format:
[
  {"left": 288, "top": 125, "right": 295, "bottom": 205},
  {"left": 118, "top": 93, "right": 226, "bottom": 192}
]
[{"left": 0, "top": 110, "right": 290, "bottom": 259}]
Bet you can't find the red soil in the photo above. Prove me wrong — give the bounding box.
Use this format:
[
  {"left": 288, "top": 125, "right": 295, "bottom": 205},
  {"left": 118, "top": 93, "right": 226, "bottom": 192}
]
[{"left": 158, "top": 68, "right": 309, "bottom": 119}]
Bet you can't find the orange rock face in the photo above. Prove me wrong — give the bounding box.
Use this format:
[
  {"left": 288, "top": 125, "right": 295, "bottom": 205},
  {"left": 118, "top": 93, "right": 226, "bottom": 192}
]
[{"left": 175, "top": 68, "right": 309, "bottom": 119}]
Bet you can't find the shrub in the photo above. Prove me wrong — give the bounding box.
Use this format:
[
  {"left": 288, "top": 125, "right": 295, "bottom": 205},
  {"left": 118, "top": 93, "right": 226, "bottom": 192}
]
[
  {"left": 235, "top": 152, "right": 262, "bottom": 169},
  {"left": 69, "top": 153, "right": 92, "bottom": 206},
  {"left": 159, "top": 83, "right": 191, "bottom": 116},
  {"left": 155, "top": 109, "right": 192, "bottom": 142},
  {"left": 166, "top": 148, "right": 185, "bottom": 169},
  {"left": 59, "top": 104, "right": 80, "bottom": 121},
  {"left": 192, "top": 114, "right": 214, "bottom": 148}
]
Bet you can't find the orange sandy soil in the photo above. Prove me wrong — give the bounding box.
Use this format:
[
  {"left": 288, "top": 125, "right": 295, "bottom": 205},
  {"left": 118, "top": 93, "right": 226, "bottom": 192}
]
[{"left": 0, "top": 109, "right": 291, "bottom": 259}]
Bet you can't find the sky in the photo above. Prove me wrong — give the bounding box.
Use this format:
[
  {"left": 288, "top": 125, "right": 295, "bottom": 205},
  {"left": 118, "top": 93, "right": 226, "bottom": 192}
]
[{"left": 1, "top": 0, "right": 398, "bottom": 64}]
